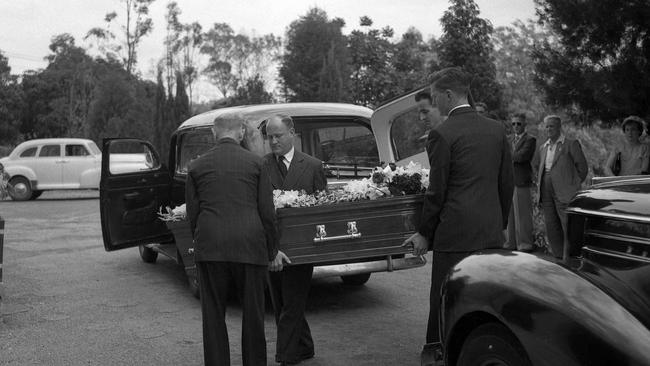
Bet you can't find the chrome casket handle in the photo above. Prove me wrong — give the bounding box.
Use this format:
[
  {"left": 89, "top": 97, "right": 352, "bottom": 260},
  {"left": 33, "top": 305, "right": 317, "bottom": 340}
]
[{"left": 313, "top": 221, "right": 362, "bottom": 243}]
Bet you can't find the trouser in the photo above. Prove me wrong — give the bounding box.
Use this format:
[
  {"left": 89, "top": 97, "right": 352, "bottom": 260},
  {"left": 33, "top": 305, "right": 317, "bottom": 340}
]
[
  {"left": 426, "top": 251, "right": 472, "bottom": 344},
  {"left": 505, "top": 185, "right": 535, "bottom": 251},
  {"left": 268, "top": 264, "right": 315, "bottom": 363},
  {"left": 196, "top": 261, "right": 267, "bottom": 366},
  {"left": 540, "top": 173, "right": 568, "bottom": 258}
]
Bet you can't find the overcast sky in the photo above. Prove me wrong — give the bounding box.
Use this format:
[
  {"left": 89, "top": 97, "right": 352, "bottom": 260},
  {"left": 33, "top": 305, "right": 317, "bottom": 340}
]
[{"left": 1, "top": 0, "right": 536, "bottom": 100}]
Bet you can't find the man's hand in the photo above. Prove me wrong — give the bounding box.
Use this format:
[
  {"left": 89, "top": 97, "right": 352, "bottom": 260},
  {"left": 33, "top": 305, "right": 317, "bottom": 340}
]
[
  {"left": 269, "top": 251, "right": 291, "bottom": 272},
  {"left": 402, "top": 232, "right": 429, "bottom": 256}
]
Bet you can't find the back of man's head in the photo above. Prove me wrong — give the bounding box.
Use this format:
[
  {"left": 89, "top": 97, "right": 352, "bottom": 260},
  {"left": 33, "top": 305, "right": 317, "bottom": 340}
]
[
  {"left": 429, "top": 67, "right": 471, "bottom": 96},
  {"left": 213, "top": 112, "right": 244, "bottom": 140}
]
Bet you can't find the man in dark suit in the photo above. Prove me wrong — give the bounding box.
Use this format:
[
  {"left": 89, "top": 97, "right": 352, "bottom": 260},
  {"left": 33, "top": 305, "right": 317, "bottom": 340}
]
[
  {"left": 186, "top": 112, "right": 289, "bottom": 366},
  {"left": 504, "top": 113, "right": 536, "bottom": 252},
  {"left": 533, "top": 115, "right": 588, "bottom": 259},
  {"left": 403, "top": 67, "right": 514, "bottom": 365},
  {"left": 262, "top": 114, "right": 327, "bottom": 365}
]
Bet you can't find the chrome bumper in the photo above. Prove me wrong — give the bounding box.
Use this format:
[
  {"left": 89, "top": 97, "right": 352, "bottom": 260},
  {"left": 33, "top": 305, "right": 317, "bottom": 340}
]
[{"left": 312, "top": 255, "right": 426, "bottom": 279}]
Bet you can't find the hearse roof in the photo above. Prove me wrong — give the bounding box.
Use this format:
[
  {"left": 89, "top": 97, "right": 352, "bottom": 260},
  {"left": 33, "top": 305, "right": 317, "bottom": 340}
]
[{"left": 178, "top": 103, "right": 373, "bottom": 130}]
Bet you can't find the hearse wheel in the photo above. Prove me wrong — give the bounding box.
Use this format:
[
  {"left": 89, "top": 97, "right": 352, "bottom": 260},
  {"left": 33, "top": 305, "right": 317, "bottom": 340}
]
[
  {"left": 9, "top": 177, "right": 32, "bottom": 201},
  {"left": 457, "top": 322, "right": 531, "bottom": 366},
  {"left": 341, "top": 273, "right": 371, "bottom": 286},
  {"left": 139, "top": 244, "right": 158, "bottom": 263}
]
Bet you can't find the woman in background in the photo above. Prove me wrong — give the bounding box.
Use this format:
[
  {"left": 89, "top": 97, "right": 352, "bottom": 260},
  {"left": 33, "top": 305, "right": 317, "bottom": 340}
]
[{"left": 604, "top": 116, "right": 649, "bottom": 176}]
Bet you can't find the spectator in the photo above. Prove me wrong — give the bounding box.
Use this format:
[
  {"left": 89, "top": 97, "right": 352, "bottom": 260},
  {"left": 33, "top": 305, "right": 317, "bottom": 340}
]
[
  {"left": 474, "top": 102, "right": 488, "bottom": 116},
  {"left": 604, "top": 116, "right": 649, "bottom": 176}
]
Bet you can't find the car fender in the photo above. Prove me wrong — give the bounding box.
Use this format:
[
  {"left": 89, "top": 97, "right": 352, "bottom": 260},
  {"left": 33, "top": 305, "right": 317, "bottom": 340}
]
[
  {"left": 3, "top": 164, "right": 37, "bottom": 183},
  {"left": 442, "top": 251, "right": 650, "bottom": 366},
  {"left": 79, "top": 167, "right": 100, "bottom": 188}
]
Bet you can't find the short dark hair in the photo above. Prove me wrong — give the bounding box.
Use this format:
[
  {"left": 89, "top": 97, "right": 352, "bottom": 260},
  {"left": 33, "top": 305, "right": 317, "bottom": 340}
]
[
  {"left": 512, "top": 112, "right": 526, "bottom": 121},
  {"left": 415, "top": 90, "right": 432, "bottom": 103},
  {"left": 428, "top": 67, "right": 471, "bottom": 95}
]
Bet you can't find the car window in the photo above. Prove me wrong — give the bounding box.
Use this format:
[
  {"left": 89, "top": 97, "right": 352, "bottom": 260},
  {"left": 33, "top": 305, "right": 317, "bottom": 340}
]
[
  {"left": 177, "top": 129, "right": 215, "bottom": 174},
  {"left": 108, "top": 140, "right": 160, "bottom": 175},
  {"left": 302, "top": 122, "right": 379, "bottom": 179},
  {"left": 65, "top": 144, "right": 90, "bottom": 156},
  {"left": 19, "top": 147, "right": 37, "bottom": 157},
  {"left": 39, "top": 145, "right": 61, "bottom": 157},
  {"left": 390, "top": 107, "right": 442, "bottom": 161}
]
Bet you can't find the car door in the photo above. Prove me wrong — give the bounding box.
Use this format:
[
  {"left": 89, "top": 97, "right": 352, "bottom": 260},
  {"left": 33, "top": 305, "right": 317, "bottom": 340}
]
[
  {"left": 371, "top": 89, "right": 444, "bottom": 168},
  {"left": 62, "top": 143, "right": 97, "bottom": 188},
  {"left": 33, "top": 143, "right": 64, "bottom": 188},
  {"left": 100, "top": 138, "right": 173, "bottom": 252}
]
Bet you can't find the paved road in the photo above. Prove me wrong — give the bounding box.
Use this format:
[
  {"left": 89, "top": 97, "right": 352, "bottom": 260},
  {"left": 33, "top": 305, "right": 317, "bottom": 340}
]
[{"left": 0, "top": 191, "right": 433, "bottom": 365}]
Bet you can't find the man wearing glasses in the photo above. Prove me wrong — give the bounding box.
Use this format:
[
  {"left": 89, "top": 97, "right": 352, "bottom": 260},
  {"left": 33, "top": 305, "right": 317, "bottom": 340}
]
[{"left": 504, "top": 113, "right": 536, "bottom": 253}]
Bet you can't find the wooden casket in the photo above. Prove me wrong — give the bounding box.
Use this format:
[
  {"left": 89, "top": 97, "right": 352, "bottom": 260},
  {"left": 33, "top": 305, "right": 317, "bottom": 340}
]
[{"left": 277, "top": 194, "right": 424, "bottom": 265}]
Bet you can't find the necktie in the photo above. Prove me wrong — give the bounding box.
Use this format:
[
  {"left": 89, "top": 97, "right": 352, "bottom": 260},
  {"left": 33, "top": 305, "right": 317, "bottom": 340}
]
[{"left": 277, "top": 156, "right": 288, "bottom": 178}]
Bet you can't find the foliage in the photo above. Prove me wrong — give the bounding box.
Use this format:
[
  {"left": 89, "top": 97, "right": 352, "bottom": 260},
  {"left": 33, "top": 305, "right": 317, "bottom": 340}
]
[
  {"left": 0, "top": 51, "right": 23, "bottom": 145},
  {"left": 279, "top": 8, "right": 349, "bottom": 102},
  {"left": 85, "top": 0, "right": 155, "bottom": 75},
  {"left": 492, "top": 20, "right": 554, "bottom": 121},
  {"left": 533, "top": 0, "right": 650, "bottom": 122},
  {"left": 201, "top": 23, "right": 280, "bottom": 99},
  {"left": 438, "top": 0, "right": 503, "bottom": 111}
]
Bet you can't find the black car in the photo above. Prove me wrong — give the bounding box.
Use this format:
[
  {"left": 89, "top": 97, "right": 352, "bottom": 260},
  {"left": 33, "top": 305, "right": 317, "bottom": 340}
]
[{"left": 432, "top": 176, "right": 650, "bottom": 366}]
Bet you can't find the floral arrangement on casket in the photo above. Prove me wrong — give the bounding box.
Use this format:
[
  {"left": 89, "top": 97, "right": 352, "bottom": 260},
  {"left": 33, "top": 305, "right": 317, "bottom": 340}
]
[
  {"left": 273, "top": 162, "right": 429, "bottom": 209},
  {"left": 158, "top": 203, "right": 187, "bottom": 222}
]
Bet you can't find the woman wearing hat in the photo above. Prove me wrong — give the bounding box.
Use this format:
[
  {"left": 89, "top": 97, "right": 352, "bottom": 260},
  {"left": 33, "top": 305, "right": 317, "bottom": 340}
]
[{"left": 604, "top": 115, "right": 650, "bottom": 176}]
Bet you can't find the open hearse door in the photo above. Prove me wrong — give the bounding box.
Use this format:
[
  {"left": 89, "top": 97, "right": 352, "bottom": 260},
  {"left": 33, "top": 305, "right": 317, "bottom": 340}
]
[
  {"left": 99, "top": 138, "right": 173, "bottom": 252},
  {"left": 371, "top": 88, "right": 443, "bottom": 169}
]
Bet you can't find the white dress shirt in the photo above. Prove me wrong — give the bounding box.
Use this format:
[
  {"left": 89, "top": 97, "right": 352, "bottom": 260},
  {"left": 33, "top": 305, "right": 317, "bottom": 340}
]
[
  {"left": 543, "top": 134, "right": 565, "bottom": 171},
  {"left": 279, "top": 146, "right": 295, "bottom": 169}
]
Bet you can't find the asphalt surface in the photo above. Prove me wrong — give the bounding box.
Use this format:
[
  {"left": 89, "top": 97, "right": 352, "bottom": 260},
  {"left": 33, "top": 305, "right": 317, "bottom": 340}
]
[{"left": 0, "top": 190, "right": 433, "bottom": 365}]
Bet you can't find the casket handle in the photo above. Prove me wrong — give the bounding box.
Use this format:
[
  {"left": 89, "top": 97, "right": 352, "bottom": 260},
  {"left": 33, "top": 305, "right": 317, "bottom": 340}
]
[{"left": 313, "top": 221, "right": 362, "bottom": 243}]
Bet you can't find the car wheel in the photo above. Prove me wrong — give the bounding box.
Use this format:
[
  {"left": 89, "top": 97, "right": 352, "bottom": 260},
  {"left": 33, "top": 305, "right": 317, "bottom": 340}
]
[
  {"left": 457, "top": 322, "right": 531, "bottom": 366},
  {"left": 341, "top": 273, "right": 371, "bottom": 286},
  {"left": 139, "top": 245, "right": 158, "bottom": 263},
  {"left": 8, "top": 176, "right": 32, "bottom": 201},
  {"left": 30, "top": 190, "right": 43, "bottom": 200}
]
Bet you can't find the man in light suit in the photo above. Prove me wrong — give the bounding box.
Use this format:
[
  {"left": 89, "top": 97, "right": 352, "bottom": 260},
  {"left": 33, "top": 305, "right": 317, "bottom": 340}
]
[
  {"left": 403, "top": 67, "right": 514, "bottom": 365},
  {"left": 186, "top": 112, "right": 289, "bottom": 366},
  {"left": 533, "top": 115, "right": 588, "bottom": 259},
  {"left": 263, "top": 114, "right": 327, "bottom": 366},
  {"left": 505, "top": 113, "right": 536, "bottom": 252}
]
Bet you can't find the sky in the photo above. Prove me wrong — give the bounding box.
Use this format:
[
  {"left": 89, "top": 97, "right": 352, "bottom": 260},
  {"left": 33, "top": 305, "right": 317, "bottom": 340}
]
[{"left": 0, "top": 0, "right": 537, "bottom": 100}]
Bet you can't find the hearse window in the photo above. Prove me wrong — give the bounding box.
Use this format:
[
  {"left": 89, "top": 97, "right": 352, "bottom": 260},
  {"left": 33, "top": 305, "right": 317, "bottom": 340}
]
[
  {"left": 19, "top": 147, "right": 37, "bottom": 157},
  {"left": 177, "top": 129, "right": 215, "bottom": 174},
  {"left": 390, "top": 107, "right": 442, "bottom": 160},
  {"left": 308, "top": 123, "right": 379, "bottom": 178},
  {"left": 65, "top": 144, "right": 90, "bottom": 156},
  {"left": 39, "top": 145, "right": 61, "bottom": 157}
]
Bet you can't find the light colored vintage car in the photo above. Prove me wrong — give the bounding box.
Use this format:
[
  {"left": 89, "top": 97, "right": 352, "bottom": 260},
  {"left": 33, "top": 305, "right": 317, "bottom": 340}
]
[
  {"left": 0, "top": 138, "right": 152, "bottom": 200},
  {"left": 0, "top": 138, "right": 102, "bottom": 200}
]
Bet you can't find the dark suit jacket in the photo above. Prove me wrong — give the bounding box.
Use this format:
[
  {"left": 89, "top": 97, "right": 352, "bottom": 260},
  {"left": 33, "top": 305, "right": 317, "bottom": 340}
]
[
  {"left": 262, "top": 150, "right": 327, "bottom": 194},
  {"left": 511, "top": 133, "right": 536, "bottom": 187},
  {"left": 186, "top": 138, "right": 279, "bottom": 265},
  {"left": 417, "top": 106, "right": 514, "bottom": 252},
  {"left": 533, "top": 137, "right": 588, "bottom": 204}
]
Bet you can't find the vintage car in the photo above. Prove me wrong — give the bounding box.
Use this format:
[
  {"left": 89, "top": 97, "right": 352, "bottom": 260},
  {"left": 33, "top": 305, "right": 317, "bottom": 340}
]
[
  {"left": 428, "top": 175, "right": 650, "bottom": 366},
  {"left": 99, "top": 96, "right": 435, "bottom": 297},
  {"left": 0, "top": 138, "right": 103, "bottom": 200}
]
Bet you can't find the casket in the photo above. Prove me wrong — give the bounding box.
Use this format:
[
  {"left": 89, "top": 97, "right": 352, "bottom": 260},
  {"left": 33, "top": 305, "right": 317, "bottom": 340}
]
[{"left": 277, "top": 194, "right": 424, "bottom": 265}]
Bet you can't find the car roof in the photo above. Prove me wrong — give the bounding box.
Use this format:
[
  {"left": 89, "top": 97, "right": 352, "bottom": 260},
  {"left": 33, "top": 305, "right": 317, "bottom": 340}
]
[
  {"left": 178, "top": 103, "right": 374, "bottom": 130},
  {"left": 9, "top": 138, "right": 95, "bottom": 156}
]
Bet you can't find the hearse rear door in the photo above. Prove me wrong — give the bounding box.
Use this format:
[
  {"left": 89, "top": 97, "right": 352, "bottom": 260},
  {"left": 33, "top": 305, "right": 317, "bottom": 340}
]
[
  {"left": 100, "top": 138, "right": 173, "bottom": 252},
  {"left": 371, "top": 88, "right": 443, "bottom": 168}
]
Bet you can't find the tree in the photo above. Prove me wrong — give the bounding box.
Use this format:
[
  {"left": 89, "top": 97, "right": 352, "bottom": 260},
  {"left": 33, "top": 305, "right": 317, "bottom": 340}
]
[
  {"left": 492, "top": 20, "right": 554, "bottom": 120},
  {"left": 348, "top": 17, "right": 399, "bottom": 107},
  {"left": 202, "top": 23, "right": 280, "bottom": 99},
  {"left": 533, "top": 0, "right": 650, "bottom": 122},
  {"left": 438, "top": 0, "right": 502, "bottom": 111},
  {"left": 280, "top": 8, "right": 349, "bottom": 102},
  {"left": 0, "top": 51, "right": 23, "bottom": 144},
  {"left": 393, "top": 28, "right": 434, "bottom": 94},
  {"left": 86, "top": 0, "right": 155, "bottom": 75}
]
